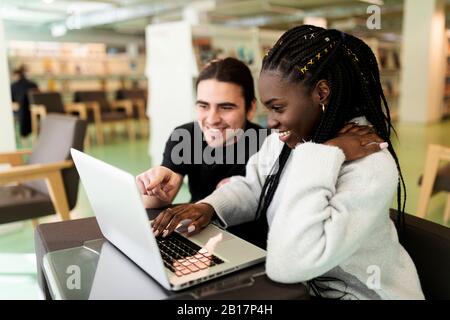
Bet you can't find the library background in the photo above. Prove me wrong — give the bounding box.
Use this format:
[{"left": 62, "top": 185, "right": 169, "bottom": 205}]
[{"left": 0, "top": 0, "right": 448, "bottom": 300}]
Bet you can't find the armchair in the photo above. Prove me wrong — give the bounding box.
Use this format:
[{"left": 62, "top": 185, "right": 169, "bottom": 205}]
[{"left": 0, "top": 115, "right": 87, "bottom": 226}]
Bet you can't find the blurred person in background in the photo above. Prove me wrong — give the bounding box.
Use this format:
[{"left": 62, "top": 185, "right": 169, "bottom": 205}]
[{"left": 11, "top": 65, "right": 39, "bottom": 138}]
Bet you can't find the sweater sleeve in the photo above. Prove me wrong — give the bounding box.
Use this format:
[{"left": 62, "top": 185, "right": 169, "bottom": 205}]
[
  {"left": 200, "top": 133, "right": 282, "bottom": 228},
  {"left": 266, "top": 142, "right": 398, "bottom": 283}
]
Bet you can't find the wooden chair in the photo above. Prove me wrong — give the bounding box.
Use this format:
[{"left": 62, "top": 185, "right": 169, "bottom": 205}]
[
  {"left": 0, "top": 115, "right": 87, "bottom": 227},
  {"left": 28, "top": 91, "right": 94, "bottom": 146},
  {"left": 116, "top": 88, "right": 149, "bottom": 138},
  {"left": 417, "top": 144, "right": 450, "bottom": 224},
  {"left": 74, "top": 90, "right": 135, "bottom": 143}
]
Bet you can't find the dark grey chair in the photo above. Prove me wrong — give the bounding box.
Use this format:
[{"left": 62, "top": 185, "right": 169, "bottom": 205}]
[
  {"left": 74, "top": 90, "right": 135, "bottom": 143},
  {"left": 28, "top": 91, "right": 90, "bottom": 141},
  {"left": 28, "top": 92, "right": 66, "bottom": 114},
  {"left": 390, "top": 209, "right": 450, "bottom": 299},
  {"left": 115, "top": 88, "right": 148, "bottom": 118},
  {"left": 115, "top": 88, "right": 149, "bottom": 137},
  {"left": 0, "top": 114, "right": 87, "bottom": 225}
]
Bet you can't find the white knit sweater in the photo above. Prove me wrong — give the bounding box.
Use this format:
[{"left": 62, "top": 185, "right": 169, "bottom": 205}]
[{"left": 202, "top": 118, "right": 424, "bottom": 300}]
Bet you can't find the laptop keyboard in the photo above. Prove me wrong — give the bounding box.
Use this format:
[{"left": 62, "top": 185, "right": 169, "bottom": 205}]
[{"left": 156, "top": 232, "right": 224, "bottom": 277}]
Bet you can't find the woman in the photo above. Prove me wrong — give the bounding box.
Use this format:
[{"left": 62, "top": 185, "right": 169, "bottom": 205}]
[{"left": 149, "top": 26, "right": 424, "bottom": 299}]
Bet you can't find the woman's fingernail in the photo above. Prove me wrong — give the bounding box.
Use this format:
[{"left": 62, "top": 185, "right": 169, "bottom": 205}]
[
  {"left": 379, "top": 142, "right": 389, "bottom": 149},
  {"left": 162, "top": 229, "right": 169, "bottom": 238},
  {"left": 188, "top": 225, "right": 196, "bottom": 233},
  {"left": 153, "top": 229, "right": 159, "bottom": 237}
]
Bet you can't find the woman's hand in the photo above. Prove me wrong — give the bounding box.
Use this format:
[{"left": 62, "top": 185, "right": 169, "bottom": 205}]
[
  {"left": 136, "top": 166, "right": 182, "bottom": 203},
  {"left": 324, "top": 123, "right": 388, "bottom": 161},
  {"left": 151, "top": 203, "right": 216, "bottom": 238}
]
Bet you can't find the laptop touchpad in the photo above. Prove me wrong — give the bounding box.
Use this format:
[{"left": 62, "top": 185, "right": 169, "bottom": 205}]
[{"left": 190, "top": 225, "right": 235, "bottom": 246}]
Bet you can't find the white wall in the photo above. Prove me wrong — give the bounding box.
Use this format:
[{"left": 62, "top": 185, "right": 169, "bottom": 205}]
[{"left": 0, "top": 18, "right": 16, "bottom": 152}]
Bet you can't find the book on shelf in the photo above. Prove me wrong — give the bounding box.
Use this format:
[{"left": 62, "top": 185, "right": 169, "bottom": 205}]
[{"left": 8, "top": 40, "right": 147, "bottom": 94}]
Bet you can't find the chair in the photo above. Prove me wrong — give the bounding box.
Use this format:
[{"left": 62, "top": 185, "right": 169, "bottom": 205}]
[
  {"left": 390, "top": 209, "right": 450, "bottom": 299},
  {"left": 74, "top": 90, "right": 135, "bottom": 143},
  {"left": 0, "top": 114, "right": 87, "bottom": 226},
  {"left": 417, "top": 144, "right": 450, "bottom": 224},
  {"left": 116, "top": 88, "right": 149, "bottom": 137},
  {"left": 28, "top": 91, "right": 94, "bottom": 146}
]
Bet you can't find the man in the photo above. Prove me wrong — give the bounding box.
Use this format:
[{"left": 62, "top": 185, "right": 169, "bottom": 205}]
[{"left": 136, "top": 58, "right": 270, "bottom": 246}]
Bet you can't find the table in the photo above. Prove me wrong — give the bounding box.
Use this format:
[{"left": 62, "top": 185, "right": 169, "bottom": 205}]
[{"left": 35, "top": 208, "right": 308, "bottom": 300}]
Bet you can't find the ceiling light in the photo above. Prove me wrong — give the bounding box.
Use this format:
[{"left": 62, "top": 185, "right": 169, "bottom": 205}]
[
  {"left": 51, "top": 24, "right": 66, "bottom": 37},
  {"left": 42, "top": 0, "right": 54, "bottom": 4}
]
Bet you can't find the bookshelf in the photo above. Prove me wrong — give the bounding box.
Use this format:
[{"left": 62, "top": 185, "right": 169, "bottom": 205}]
[
  {"left": 190, "top": 31, "right": 401, "bottom": 125},
  {"left": 8, "top": 41, "right": 147, "bottom": 103}
]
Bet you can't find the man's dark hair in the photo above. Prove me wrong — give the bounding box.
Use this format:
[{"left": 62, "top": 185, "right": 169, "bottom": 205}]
[{"left": 196, "top": 57, "right": 255, "bottom": 111}]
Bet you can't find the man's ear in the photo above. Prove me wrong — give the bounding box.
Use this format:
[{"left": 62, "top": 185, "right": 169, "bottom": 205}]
[
  {"left": 246, "top": 99, "right": 257, "bottom": 121},
  {"left": 313, "top": 80, "right": 331, "bottom": 105}
]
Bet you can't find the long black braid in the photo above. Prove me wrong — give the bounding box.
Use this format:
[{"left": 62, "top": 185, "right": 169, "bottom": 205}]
[{"left": 254, "top": 25, "right": 407, "bottom": 298}]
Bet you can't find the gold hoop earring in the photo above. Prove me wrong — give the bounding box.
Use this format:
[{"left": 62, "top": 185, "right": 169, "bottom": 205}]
[{"left": 320, "top": 103, "right": 326, "bottom": 113}]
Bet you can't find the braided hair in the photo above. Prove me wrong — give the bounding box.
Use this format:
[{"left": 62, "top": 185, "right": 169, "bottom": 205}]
[{"left": 254, "top": 25, "right": 406, "bottom": 298}]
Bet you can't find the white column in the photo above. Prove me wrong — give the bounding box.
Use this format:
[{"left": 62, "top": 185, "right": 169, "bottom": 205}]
[
  {"left": 0, "top": 18, "right": 16, "bottom": 151},
  {"left": 399, "top": 0, "right": 446, "bottom": 123},
  {"left": 146, "top": 21, "right": 198, "bottom": 165}
]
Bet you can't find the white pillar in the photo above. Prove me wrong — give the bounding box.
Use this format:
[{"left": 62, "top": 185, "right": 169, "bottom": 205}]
[
  {"left": 399, "top": 0, "right": 446, "bottom": 123},
  {"left": 146, "top": 21, "right": 198, "bottom": 165},
  {"left": 0, "top": 18, "right": 16, "bottom": 151}
]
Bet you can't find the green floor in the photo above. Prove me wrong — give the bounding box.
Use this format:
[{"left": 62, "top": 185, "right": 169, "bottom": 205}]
[{"left": 0, "top": 120, "right": 449, "bottom": 299}]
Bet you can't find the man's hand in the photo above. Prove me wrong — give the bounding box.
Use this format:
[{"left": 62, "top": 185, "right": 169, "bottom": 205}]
[
  {"left": 324, "top": 123, "right": 388, "bottom": 161},
  {"left": 136, "top": 166, "right": 182, "bottom": 203}
]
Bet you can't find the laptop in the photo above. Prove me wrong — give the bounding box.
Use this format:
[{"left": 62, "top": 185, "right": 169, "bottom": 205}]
[
  {"left": 70, "top": 148, "right": 266, "bottom": 291},
  {"left": 88, "top": 241, "right": 170, "bottom": 299}
]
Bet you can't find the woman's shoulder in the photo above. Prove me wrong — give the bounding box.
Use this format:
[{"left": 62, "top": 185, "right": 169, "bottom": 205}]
[
  {"left": 345, "top": 116, "right": 398, "bottom": 178},
  {"left": 345, "top": 148, "right": 399, "bottom": 186}
]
